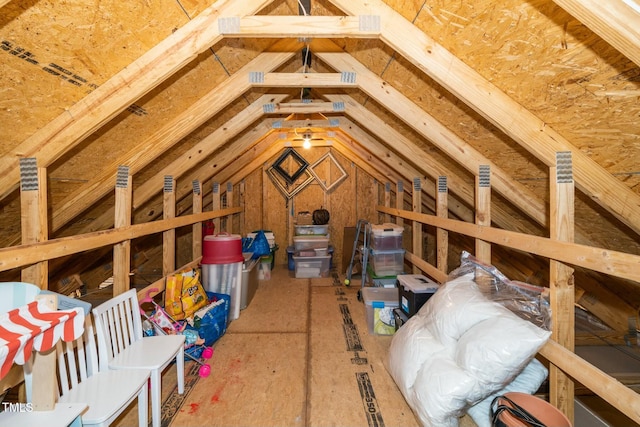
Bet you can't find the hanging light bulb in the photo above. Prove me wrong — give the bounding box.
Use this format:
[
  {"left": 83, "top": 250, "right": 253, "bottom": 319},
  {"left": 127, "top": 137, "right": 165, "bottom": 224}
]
[{"left": 302, "top": 130, "right": 312, "bottom": 149}]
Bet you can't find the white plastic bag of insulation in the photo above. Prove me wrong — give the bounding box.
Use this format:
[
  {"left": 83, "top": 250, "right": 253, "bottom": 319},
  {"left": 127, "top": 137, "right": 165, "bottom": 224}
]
[{"left": 386, "top": 251, "right": 551, "bottom": 427}]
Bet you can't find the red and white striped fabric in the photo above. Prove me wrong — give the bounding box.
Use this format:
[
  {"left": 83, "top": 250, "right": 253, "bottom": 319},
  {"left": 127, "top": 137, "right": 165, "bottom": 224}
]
[{"left": 0, "top": 300, "right": 85, "bottom": 379}]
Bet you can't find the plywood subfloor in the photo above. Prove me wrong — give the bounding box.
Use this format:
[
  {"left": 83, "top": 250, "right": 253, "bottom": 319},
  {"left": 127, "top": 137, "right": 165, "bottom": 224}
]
[{"left": 114, "top": 266, "right": 479, "bottom": 427}]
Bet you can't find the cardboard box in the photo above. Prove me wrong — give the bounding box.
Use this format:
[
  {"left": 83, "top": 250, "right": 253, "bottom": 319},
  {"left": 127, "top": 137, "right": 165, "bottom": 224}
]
[{"left": 296, "top": 212, "right": 313, "bottom": 225}]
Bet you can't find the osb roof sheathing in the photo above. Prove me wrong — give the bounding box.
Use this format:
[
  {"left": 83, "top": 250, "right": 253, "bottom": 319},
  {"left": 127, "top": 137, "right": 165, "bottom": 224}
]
[{"left": 0, "top": 0, "right": 639, "bottom": 302}]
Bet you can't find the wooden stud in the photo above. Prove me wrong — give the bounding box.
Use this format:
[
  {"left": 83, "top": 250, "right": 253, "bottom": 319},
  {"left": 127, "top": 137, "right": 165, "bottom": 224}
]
[
  {"left": 20, "top": 159, "right": 48, "bottom": 289},
  {"left": 475, "top": 165, "right": 491, "bottom": 264},
  {"left": 384, "top": 182, "right": 391, "bottom": 224},
  {"left": 225, "top": 182, "right": 234, "bottom": 233},
  {"left": 212, "top": 182, "right": 221, "bottom": 234},
  {"left": 31, "top": 293, "right": 57, "bottom": 411},
  {"left": 113, "top": 165, "right": 132, "bottom": 296},
  {"left": 395, "top": 181, "right": 403, "bottom": 228},
  {"left": 163, "top": 176, "right": 176, "bottom": 276},
  {"left": 412, "top": 178, "right": 422, "bottom": 274},
  {"left": 436, "top": 176, "right": 448, "bottom": 274},
  {"left": 192, "top": 180, "right": 203, "bottom": 260},
  {"left": 239, "top": 181, "right": 246, "bottom": 237},
  {"left": 549, "top": 151, "right": 575, "bottom": 422}
]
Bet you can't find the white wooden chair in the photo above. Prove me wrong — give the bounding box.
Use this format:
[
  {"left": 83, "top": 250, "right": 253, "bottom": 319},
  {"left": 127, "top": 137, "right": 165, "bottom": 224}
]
[
  {"left": 92, "top": 289, "right": 185, "bottom": 427},
  {"left": 56, "top": 315, "right": 151, "bottom": 427}
]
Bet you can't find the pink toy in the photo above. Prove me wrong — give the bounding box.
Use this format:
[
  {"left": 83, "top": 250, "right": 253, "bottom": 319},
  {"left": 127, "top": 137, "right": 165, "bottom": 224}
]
[{"left": 139, "top": 288, "right": 213, "bottom": 378}]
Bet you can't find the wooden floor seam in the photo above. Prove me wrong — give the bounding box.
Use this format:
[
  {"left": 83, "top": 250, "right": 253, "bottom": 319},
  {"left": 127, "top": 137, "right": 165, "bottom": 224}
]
[{"left": 114, "top": 267, "right": 457, "bottom": 427}]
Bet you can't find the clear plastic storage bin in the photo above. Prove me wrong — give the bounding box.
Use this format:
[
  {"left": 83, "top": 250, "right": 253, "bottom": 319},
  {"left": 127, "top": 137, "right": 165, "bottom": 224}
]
[
  {"left": 293, "top": 235, "right": 330, "bottom": 251},
  {"left": 369, "top": 248, "right": 405, "bottom": 277},
  {"left": 362, "top": 287, "right": 399, "bottom": 335},
  {"left": 369, "top": 223, "right": 404, "bottom": 250},
  {"left": 294, "top": 225, "right": 329, "bottom": 236},
  {"left": 293, "top": 254, "right": 331, "bottom": 278},
  {"left": 201, "top": 261, "right": 243, "bottom": 321}
]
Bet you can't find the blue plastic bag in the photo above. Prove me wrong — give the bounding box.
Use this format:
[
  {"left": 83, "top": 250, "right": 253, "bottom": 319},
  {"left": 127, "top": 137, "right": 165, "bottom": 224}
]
[
  {"left": 184, "top": 292, "right": 230, "bottom": 358},
  {"left": 246, "top": 230, "right": 272, "bottom": 259}
]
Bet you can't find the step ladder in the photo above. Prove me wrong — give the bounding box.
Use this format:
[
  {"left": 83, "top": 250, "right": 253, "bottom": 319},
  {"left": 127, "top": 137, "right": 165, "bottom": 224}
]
[{"left": 344, "top": 219, "right": 370, "bottom": 290}]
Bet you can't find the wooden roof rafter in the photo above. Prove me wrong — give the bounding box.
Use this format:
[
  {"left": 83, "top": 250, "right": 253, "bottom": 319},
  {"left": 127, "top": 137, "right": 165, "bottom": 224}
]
[
  {"left": 328, "top": 0, "right": 640, "bottom": 236},
  {"left": 37, "top": 59, "right": 551, "bottom": 249},
  {"left": 2, "top": 0, "right": 639, "bottom": 242},
  {"left": 0, "top": 0, "right": 278, "bottom": 200},
  {"left": 551, "top": 0, "right": 640, "bottom": 67}
]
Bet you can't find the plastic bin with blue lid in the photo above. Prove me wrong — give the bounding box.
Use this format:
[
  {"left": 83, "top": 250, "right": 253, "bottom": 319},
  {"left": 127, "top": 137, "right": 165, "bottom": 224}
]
[{"left": 362, "top": 287, "right": 399, "bottom": 335}]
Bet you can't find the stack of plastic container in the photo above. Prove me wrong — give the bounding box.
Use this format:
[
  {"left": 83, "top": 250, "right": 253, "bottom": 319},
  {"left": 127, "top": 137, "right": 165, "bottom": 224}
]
[
  {"left": 367, "top": 223, "right": 405, "bottom": 287},
  {"left": 291, "top": 224, "right": 332, "bottom": 278}
]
